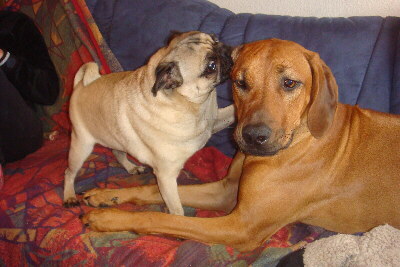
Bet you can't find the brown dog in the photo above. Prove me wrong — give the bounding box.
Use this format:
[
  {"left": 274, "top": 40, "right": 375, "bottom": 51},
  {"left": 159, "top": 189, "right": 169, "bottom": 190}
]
[{"left": 82, "top": 39, "right": 400, "bottom": 252}]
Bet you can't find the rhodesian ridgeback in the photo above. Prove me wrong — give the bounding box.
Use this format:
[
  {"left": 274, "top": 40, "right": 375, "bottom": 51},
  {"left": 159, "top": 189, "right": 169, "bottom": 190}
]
[{"left": 82, "top": 39, "right": 400, "bottom": 252}]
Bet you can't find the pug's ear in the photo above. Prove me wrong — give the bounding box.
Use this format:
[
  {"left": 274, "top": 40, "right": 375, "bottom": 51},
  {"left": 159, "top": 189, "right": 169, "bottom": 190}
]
[
  {"left": 152, "top": 62, "right": 183, "bottom": 96},
  {"left": 231, "top": 45, "right": 243, "bottom": 61},
  {"left": 166, "top": 31, "right": 183, "bottom": 44}
]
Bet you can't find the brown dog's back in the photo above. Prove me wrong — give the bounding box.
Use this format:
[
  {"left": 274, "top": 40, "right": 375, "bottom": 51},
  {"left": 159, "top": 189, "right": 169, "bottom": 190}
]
[{"left": 304, "top": 104, "right": 400, "bottom": 233}]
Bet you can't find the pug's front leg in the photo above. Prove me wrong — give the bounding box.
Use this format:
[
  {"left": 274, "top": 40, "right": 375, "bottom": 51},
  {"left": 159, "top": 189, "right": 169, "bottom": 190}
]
[
  {"left": 150, "top": 165, "right": 184, "bottom": 215},
  {"left": 213, "top": 104, "right": 235, "bottom": 133}
]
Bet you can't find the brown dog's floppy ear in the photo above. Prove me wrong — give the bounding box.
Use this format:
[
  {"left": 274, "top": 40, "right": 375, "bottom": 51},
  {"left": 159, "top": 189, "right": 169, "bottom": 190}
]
[
  {"left": 307, "top": 53, "right": 338, "bottom": 138},
  {"left": 151, "top": 61, "right": 183, "bottom": 96}
]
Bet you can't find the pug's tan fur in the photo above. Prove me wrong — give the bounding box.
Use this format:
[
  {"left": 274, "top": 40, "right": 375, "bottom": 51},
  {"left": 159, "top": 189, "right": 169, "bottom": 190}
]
[{"left": 63, "top": 31, "right": 234, "bottom": 215}]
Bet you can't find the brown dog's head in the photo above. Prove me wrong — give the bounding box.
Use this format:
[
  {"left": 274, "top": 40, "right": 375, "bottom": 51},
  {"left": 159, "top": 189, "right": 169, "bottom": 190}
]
[{"left": 231, "top": 39, "right": 338, "bottom": 156}]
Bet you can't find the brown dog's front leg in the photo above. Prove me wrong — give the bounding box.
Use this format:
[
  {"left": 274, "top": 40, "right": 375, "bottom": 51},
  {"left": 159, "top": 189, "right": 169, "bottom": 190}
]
[
  {"left": 81, "top": 206, "right": 267, "bottom": 252},
  {"left": 83, "top": 152, "right": 244, "bottom": 212},
  {"left": 80, "top": 152, "right": 291, "bottom": 251}
]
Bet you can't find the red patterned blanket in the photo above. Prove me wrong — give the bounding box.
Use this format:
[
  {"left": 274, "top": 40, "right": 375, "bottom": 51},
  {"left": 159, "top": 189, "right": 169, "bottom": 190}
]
[{"left": 0, "top": 0, "right": 325, "bottom": 265}]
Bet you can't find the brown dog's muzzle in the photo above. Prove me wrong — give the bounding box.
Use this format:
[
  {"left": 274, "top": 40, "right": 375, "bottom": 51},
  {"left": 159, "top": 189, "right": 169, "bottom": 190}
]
[
  {"left": 236, "top": 121, "right": 293, "bottom": 156},
  {"left": 242, "top": 123, "right": 271, "bottom": 147}
]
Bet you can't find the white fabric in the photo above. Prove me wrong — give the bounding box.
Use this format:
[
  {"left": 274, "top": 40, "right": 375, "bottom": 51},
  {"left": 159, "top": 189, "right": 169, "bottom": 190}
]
[
  {"left": 0, "top": 51, "right": 10, "bottom": 67},
  {"left": 304, "top": 224, "right": 400, "bottom": 267}
]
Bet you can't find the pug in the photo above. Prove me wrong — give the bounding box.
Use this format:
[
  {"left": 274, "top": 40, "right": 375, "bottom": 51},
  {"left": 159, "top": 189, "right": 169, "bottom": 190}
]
[{"left": 63, "top": 31, "right": 234, "bottom": 215}]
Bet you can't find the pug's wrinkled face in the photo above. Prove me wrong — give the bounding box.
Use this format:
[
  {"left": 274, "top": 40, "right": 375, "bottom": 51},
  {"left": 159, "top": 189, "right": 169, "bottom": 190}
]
[{"left": 152, "top": 31, "right": 233, "bottom": 104}]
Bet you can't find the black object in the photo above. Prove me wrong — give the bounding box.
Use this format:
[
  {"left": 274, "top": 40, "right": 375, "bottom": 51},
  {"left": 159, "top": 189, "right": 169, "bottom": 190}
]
[{"left": 0, "top": 11, "right": 59, "bottom": 164}]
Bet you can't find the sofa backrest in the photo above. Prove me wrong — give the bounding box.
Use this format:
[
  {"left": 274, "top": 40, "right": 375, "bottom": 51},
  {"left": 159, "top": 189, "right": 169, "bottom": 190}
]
[
  {"left": 87, "top": 0, "right": 400, "bottom": 156},
  {"left": 393, "top": 30, "right": 400, "bottom": 113}
]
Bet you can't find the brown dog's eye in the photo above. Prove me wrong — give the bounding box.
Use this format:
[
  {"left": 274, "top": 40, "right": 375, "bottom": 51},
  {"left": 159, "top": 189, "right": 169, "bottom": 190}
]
[
  {"left": 283, "top": 79, "right": 299, "bottom": 90},
  {"left": 234, "top": 79, "right": 247, "bottom": 90}
]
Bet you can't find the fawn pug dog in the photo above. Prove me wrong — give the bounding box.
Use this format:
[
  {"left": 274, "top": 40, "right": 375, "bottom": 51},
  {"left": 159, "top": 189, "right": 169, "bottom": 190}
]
[{"left": 63, "top": 31, "right": 234, "bottom": 215}]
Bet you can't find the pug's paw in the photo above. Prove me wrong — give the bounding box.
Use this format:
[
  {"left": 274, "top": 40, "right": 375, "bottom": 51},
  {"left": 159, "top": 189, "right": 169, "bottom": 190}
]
[{"left": 63, "top": 197, "right": 80, "bottom": 208}]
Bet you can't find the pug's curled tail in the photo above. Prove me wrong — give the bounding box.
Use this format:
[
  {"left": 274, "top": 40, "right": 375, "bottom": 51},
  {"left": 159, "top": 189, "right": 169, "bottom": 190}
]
[{"left": 74, "top": 62, "right": 101, "bottom": 88}]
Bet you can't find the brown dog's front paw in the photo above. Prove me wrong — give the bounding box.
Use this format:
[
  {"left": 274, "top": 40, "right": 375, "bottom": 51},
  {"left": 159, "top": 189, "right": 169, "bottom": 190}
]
[
  {"left": 82, "top": 188, "right": 121, "bottom": 207},
  {"left": 81, "top": 208, "right": 131, "bottom": 232},
  {"left": 81, "top": 209, "right": 106, "bottom": 231},
  {"left": 63, "top": 197, "right": 81, "bottom": 208}
]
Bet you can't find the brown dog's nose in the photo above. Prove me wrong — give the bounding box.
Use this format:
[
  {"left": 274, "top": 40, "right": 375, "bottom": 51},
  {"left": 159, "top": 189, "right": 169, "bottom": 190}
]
[{"left": 242, "top": 124, "right": 271, "bottom": 146}]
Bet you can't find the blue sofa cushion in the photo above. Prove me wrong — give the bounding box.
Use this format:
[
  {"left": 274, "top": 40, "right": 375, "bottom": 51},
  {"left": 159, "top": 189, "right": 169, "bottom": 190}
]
[
  {"left": 392, "top": 30, "right": 400, "bottom": 114},
  {"left": 87, "top": 0, "right": 400, "bottom": 157}
]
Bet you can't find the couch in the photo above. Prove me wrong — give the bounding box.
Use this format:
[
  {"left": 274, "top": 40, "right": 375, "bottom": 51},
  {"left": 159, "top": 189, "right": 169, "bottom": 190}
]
[{"left": 1, "top": 0, "right": 399, "bottom": 265}]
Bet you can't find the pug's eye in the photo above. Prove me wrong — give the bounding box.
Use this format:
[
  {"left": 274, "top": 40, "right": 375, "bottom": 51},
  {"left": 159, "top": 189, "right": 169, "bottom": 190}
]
[
  {"left": 205, "top": 60, "right": 217, "bottom": 73},
  {"left": 283, "top": 79, "right": 299, "bottom": 91},
  {"left": 234, "top": 79, "right": 247, "bottom": 90}
]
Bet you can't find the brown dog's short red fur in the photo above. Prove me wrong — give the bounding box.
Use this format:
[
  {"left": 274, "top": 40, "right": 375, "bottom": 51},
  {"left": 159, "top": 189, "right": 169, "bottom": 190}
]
[{"left": 82, "top": 39, "right": 400, "bottom": 252}]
